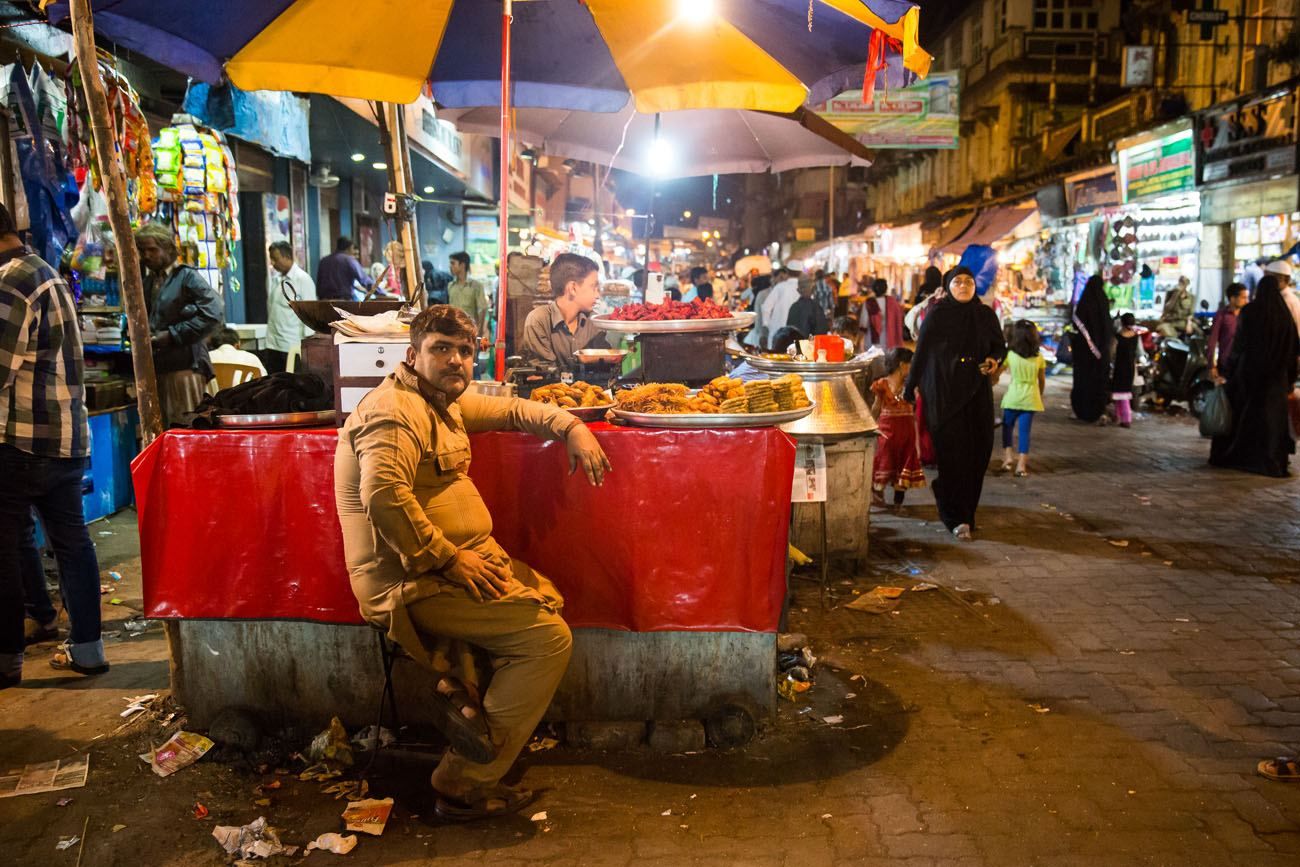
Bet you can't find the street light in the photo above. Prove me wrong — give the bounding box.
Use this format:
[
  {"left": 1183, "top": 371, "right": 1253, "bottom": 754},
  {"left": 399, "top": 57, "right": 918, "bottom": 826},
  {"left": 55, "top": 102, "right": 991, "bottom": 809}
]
[
  {"left": 683, "top": 210, "right": 692, "bottom": 219},
  {"left": 625, "top": 208, "right": 636, "bottom": 217},
  {"left": 372, "top": 161, "right": 388, "bottom": 170},
  {"left": 679, "top": 0, "right": 715, "bottom": 25},
  {"left": 350, "top": 152, "right": 365, "bottom": 162},
  {"left": 647, "top": 136, "right": 673, "bottom": 177},
  {"left": 422, "top": 185, "right": 435, "bottom": 194},
  {"left": 712, "top": 230, "right": 720, "bottom": 238},
  {"left": 700, "top": 231, "right": 710, "bottom": 240}
]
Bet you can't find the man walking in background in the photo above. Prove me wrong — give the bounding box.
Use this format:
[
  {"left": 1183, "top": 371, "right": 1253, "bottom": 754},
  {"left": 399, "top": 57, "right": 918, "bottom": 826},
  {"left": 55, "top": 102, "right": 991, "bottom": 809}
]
[
  {"left": 448, "top": 252, "right": 489, "bottom": 334},
  {"left": 266, "top": 241, "right": 316, "bottom": 373},
  {"left": 0, "top": 203, "right": 109, "bottom": 687},
  {"left": 317, "top": 236, "right": 374, "bottom": 301}
]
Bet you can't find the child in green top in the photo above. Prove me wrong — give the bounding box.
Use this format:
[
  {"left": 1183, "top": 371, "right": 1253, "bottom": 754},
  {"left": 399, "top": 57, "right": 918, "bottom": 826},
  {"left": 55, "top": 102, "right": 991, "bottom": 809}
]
[{"left": 999, "top": 320, "right": 1046, "bottom": 477}]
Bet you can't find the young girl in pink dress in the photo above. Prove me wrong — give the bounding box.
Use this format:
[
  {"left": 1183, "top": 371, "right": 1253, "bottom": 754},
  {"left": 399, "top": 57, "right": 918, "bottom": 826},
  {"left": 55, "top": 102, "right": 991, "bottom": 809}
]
[{"left": 870, "top": 348, "right": 926, "bottom": 507}]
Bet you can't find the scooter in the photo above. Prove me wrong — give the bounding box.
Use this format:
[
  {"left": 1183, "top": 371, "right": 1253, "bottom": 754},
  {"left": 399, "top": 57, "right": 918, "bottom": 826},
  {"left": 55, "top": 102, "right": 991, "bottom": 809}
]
[{"left": 1150, "top": 323, "right": 1214, "bottom": 416}]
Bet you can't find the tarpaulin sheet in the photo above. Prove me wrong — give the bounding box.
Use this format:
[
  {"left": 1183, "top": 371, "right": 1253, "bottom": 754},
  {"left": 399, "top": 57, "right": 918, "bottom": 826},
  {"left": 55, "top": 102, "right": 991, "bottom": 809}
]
[
  {"left": 937, "top": 203, "right": 1038, "bottom": 255},
  {"left": 132, "top": 424, "right": 796, "bottom": 633}
]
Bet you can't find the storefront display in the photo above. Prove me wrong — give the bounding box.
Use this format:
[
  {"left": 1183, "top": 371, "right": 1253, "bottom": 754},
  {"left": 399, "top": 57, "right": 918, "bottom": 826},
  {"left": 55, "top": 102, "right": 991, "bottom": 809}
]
[
  {"left": 1195, "top": 83, "right": 1298, "bottom": 291},
  {"left": 152, "top": 121, "right": 242, "bottom": 293},
  {"left": 1102, "top": 121, "right": 1203, "bottom": 312}
]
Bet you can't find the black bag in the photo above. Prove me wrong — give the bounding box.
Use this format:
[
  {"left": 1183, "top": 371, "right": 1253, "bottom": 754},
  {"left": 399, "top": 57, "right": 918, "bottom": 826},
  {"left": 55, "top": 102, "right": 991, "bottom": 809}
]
[{"left": 1199, "top": 385, "right": 1232, "bottom": 438}]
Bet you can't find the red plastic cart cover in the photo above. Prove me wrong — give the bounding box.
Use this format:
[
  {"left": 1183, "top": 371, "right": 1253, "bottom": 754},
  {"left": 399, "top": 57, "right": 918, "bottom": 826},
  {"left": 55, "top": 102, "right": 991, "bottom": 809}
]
[{"left": 132, "top": 424, "right": 795, "bottom": 632}]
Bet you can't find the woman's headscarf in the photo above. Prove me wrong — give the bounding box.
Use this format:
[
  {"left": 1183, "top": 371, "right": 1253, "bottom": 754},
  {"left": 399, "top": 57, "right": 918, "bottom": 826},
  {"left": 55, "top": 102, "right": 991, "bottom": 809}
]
[
  {"left": 1071, "top": 275, "right": 1113, "bottom": 361},
  {"left": 1231, "top": 275, "right": 1299, "bottom": 384},
  {"left": 913, "top": 265, "right": 942, "bottom": 306},
  {"left": 904, "top": 267, "right": 1007, "bottom": 429}
]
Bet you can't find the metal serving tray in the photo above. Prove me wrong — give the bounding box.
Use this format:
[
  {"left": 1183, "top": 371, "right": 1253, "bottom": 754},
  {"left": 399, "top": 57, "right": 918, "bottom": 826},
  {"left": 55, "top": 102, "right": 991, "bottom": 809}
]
[
  {"left": 591, "top": 311, "right": 756, "bottom": 334},
  {"left": 610, "top": 402, "right": 814, "bottom": 429},
  {"left": 214, "top": 409, "right": 336, "bottom": 429}
]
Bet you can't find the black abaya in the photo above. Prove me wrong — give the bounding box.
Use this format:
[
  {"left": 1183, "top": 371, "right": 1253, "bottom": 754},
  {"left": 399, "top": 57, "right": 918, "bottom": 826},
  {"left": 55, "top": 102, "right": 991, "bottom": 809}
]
[
  {"left": 1069, "top": 276, "right": 1113, "bottom": 422},
  {"left": 904, "top": 285, "right": 1006, "bottom": 530},
  {"left": 1209, "top": 277, "right": 1298, "bottom": 477}
]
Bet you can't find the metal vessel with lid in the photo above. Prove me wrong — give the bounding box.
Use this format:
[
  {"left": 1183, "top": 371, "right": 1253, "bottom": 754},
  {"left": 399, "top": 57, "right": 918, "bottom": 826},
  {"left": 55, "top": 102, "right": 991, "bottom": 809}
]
[{"left": 745, "top": 356, "right": 877, "bottom": 440}]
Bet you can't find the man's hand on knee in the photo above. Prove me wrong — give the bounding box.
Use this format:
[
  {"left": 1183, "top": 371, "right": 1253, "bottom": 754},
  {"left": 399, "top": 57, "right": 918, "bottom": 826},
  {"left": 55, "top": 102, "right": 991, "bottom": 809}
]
[{"left": 443, "top": 549, "right": 514, "bottom": 601}]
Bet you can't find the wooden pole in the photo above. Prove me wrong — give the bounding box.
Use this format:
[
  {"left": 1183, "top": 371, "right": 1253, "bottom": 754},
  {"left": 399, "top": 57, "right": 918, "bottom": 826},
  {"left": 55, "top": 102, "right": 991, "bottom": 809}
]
[
  {"left": 68, "top": 0, "right": 163, "bottom": 442},
  {"left": 382, "top": 102, "right": 424, "bottom": 308}
]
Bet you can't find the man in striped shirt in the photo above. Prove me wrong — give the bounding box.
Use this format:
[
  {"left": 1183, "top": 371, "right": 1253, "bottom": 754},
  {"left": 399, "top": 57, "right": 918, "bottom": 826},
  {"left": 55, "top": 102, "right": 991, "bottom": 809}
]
[{"left": 0, "top": 203, "right": 108, "bottom": 688}]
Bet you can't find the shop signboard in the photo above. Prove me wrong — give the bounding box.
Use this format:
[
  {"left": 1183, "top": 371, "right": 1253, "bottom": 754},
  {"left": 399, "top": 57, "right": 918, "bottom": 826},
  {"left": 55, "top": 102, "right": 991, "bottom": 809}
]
[
  {"left": 811, "top": 71, "right": 959, "bottom": 149},
  {"left": 1196, "top": 85, "right": 1297, "bottom": 186},
  {"left": 406, "top": 99, "right": 471, "bottom": 180},
  {"left": 1117, "top": 125, "right": 1195, "bottom": 203},
  {"left": 1064, "top": 167, "right": 1120, "bottom": 214},
  {"left": 464, "top": 210, "right": 498, "bottom": 272}
]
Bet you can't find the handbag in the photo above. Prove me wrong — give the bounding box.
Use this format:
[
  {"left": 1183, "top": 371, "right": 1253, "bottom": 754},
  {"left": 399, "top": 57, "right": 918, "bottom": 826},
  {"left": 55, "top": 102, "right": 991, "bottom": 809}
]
[{"left": 1199, "top": 385, "right": 1232, "bottom": 438}]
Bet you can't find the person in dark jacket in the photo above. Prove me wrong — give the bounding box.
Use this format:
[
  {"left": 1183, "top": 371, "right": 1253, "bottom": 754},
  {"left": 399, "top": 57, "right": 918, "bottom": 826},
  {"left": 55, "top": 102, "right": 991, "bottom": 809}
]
[
  {"left": 903, "top": 267, "right": 1006, "bottom": 539},
  {"left": 135, "top": 223, "right": 224, "bottom": 426},
  {"left": 786, "top": 280, "right": 830, "bottom": 337},
  {"left": 1209, "top": 276, "right": 1298, "bottom": 477}
]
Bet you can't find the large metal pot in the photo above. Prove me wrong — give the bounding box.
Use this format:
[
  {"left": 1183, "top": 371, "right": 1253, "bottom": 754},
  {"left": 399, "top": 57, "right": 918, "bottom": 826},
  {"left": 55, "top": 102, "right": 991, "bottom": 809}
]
[{"left": 745, "top": 356, "right": 878, "bottom": 440}]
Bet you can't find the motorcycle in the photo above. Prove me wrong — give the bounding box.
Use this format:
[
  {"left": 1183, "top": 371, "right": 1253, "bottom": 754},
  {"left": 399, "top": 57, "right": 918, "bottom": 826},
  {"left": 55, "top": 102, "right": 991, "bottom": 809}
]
[{"left": 1150, "top": 322, "right": 1214, "bottom": 416}]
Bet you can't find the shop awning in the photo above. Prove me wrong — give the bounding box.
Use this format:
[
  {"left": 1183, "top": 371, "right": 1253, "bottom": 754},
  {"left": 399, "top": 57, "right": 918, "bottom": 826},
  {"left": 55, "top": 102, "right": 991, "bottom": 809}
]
[
  {"left": 927, "top": 213, "right": 975, "bottom": 253},
  {"left": 937, "top": 203, "right": 1038, "bottom": 254}
]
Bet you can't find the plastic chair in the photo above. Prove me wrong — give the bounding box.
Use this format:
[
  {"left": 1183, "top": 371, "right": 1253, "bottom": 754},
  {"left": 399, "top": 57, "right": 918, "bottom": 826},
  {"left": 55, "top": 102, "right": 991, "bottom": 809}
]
[{"left": 212, "top": 362, "right": 263, "bottom": 391}]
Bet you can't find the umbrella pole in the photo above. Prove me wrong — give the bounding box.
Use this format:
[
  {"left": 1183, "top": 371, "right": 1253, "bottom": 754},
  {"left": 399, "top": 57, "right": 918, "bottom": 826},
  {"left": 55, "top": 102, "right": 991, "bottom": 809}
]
[
  {"left": 69, "top": 0, "right": 163, "bottom": 443},
  {"left": 494, "top": 0, "right": 513, "bottom": 381}
]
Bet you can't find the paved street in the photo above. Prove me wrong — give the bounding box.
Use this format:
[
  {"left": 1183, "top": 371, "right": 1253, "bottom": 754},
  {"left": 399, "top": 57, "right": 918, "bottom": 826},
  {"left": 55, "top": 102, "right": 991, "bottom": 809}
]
[{"left": 2, "top": 378, "right": 1300, "bottom": 865}]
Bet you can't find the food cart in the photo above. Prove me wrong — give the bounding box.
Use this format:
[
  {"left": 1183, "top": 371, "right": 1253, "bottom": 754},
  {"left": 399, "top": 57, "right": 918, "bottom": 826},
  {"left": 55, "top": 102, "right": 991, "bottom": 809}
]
[{"left": 133, "top": 303, "right": 802, "bottom": 741}]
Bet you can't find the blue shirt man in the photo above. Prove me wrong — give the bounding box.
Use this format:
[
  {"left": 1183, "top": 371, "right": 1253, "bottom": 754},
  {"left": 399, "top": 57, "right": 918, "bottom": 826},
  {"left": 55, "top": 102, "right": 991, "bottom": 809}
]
[{"left": 316, "top": 236, "right": 374, "bottom": 300}]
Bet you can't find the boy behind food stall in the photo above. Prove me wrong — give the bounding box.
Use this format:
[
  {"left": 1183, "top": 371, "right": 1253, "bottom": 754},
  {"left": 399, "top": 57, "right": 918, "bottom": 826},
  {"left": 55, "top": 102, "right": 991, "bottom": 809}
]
[{"left": 519, "top": 253, "right": 609, "bottom": 375}]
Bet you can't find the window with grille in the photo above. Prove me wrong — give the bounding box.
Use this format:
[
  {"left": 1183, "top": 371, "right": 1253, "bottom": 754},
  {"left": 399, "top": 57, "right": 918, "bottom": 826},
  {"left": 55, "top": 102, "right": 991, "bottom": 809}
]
[{"left": 1033, "top": 0, "right": 1098, "bottom": 31}]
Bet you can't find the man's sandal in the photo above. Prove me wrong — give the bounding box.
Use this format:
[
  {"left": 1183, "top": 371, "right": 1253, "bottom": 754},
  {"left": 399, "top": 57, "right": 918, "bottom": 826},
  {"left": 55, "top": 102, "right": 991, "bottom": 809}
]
[
  {"left": 433, "top": 784, "right": 536, "bottom": 822},
  {"left": 1258, "top": 757, "right": 1300, "bottom": 782},
  {"left": 431, "top": 676, "right": 497, "bottom": 764},
  {"left": 49, "top": 645, "right": 109, "bottom": 676}
]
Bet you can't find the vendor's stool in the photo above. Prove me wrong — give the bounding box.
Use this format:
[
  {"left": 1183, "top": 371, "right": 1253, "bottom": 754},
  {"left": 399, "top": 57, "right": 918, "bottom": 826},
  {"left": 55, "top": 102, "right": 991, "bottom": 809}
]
[{"left": 362, "top": 628, "right": 403, "bottom": 775}]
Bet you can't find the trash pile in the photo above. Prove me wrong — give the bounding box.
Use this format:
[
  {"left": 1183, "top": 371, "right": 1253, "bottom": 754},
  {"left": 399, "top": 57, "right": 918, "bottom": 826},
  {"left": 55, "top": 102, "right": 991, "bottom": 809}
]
[
  {"left": 776, "top": 633, "right": 816, "bottom": 701},
  {"left": 201, "top": 715, "right": 397, "bottom": 860}
]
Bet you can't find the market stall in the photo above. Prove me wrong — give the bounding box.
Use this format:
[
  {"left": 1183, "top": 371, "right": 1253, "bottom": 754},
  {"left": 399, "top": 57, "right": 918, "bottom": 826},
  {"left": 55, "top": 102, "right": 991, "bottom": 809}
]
[{"left": 133, "top": 423, "right": 796, "bottom": 729}]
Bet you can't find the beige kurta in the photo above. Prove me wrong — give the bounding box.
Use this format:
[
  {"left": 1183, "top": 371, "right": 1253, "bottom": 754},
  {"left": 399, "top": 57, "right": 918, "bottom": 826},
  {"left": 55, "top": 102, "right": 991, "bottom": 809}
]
[{"left": 334, "top": 363, "right": 579, "bottom": 684}]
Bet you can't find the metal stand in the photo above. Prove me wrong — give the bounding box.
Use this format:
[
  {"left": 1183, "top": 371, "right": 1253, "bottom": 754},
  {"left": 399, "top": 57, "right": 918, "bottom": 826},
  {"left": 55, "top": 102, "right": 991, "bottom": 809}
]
[{"left": 362, "top": 629, "right": 402, "bottom": 777}]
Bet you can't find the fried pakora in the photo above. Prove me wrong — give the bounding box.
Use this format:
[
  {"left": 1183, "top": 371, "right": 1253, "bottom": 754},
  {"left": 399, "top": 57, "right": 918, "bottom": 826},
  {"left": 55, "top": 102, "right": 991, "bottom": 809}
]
[{"left": 529, "top": 381, "right": 611, "bottom": 410}]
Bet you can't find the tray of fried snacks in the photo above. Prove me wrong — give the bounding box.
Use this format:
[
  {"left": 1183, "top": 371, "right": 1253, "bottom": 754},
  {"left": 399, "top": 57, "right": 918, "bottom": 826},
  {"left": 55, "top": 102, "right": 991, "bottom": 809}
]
[
  {"left": 527, "top": 381, "right": 614, "bottom": 421},
  {"left": 611, "top": 376, "right": 814, "bottom": 428}
]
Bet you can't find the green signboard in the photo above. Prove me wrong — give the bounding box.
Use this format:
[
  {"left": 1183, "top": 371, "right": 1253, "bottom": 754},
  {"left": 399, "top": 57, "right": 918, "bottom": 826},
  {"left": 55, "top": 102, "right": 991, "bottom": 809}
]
[{"left": 1119, "top": 130, "right": 1195, "bottom": 202}]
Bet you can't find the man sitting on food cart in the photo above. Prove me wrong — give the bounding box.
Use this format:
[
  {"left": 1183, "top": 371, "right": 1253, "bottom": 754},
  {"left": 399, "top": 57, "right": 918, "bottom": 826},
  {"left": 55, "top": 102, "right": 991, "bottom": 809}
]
[
  {"left": 518, "top": 252, "right": 609, "bottom": 375},
  {"left": 335, "top": 304, "right": 611, "bottom": 822}
]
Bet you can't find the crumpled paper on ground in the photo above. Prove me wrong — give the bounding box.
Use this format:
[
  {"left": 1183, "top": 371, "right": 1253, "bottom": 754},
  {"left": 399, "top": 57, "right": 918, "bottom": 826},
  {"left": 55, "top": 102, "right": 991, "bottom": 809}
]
[
  {"left": 306, "top": 832, "right": 358, "bottom": 855},
  {"left": 212, "top": 817, "right": 296, "bottom": 860}
]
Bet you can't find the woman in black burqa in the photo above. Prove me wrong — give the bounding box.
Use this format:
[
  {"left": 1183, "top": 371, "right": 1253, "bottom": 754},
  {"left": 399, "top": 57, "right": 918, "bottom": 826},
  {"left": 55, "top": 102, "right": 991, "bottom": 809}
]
[
  {"left": 1069, "top": 275, "right": 1113, "bottom": 423},
  {"left": 1209, "top": 275, "right": 1298, "bottom": 477},
  {"left": 904, "top": 267, "right": 1006, "bottom": 539}
]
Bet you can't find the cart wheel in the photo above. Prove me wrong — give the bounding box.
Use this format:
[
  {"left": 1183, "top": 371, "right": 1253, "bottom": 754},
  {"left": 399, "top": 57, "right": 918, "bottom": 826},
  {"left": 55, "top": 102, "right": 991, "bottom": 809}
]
[{"left": 703, "top": 703, "right": 756, "bottom": 749}]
